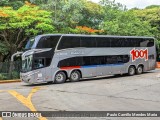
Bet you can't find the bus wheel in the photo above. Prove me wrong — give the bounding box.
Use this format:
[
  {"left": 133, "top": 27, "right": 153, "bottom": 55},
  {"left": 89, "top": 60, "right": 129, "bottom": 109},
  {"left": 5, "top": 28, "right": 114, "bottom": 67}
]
[
  {"left": 54, "top": 71, "right": 66, "bottom": 84},
  {"left": 136, "top": 65, "right": 143, "bottom": 74},
  {"left": 128, "top": 66, "right": 136, "bottom": 76},
  {"left": 70, "top": 70, "right": 81, "bottom": 82}
]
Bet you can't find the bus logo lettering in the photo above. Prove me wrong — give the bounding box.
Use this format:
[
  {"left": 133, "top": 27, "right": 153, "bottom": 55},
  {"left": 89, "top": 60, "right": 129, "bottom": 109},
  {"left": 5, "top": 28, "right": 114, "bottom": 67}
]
[{"left": 130, "top": 48, "right": 148, "bottom": 62}]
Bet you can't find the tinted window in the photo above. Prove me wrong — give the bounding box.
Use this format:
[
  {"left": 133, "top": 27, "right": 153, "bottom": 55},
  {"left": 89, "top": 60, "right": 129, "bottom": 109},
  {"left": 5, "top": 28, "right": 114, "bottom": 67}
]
[
  {"left": 123, "top": 38, "right": 137, "bottom": 47},
  {"left": 96, "top": 37, "right": 110, "bottom": 47},
  {"left": 110, "top": 38, "right": 125, "bottom": 47},
  {"left": 125, "top": 38, "right": 154, "bottom": 47},
  {"left": 140, "top": 38, "right": 154, "bottom": 47},
  {"left": 90, "top": 56, "right": 106, "bottom": 65},
  {"left": 58, "top": 57, "right": 83, "bottom": 67},
  {"left": 37, "top": 36, "right": 60, "bottom": 48},
  {"left": 57, "top": 36, "right": 154, "bottom": 49},
  {"left": 81, "top": 37, "right": 96, "bottom": 47},
  {"left": 33, "top": 58, "right": 45, "bottom": 69},
  {"left": 110, "top": 38, "right": 142, "bottom": 47},
  {"left": 58, "top": 55, "right": 130, "bottom": 67},
  {"left": 57, "top": 36, "right": 81, "bottom": 50},
  {"left": 83, "top": 57, "right": 91, "bottom": 65}
]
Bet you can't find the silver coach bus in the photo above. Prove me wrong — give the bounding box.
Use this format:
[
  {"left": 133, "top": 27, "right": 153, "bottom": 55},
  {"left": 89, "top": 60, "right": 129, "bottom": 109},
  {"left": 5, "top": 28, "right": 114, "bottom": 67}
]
[{"left": 20, "top": 34, "right": 156, "bottom": 84}]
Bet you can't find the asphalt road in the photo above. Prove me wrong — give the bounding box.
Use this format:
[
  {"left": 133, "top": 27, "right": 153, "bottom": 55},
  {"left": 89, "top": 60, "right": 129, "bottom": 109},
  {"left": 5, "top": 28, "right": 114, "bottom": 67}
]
[{"left": 0, "top": 69, "right": 160, "bottom": 120}]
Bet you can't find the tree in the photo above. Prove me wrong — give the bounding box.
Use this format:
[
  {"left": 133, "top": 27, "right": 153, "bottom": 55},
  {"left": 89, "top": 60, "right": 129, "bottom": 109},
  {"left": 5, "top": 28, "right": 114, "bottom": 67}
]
[
  {"left": 39, "top": 0, "right": 105, "bottom": 32},
  {"left": 132, "top": 7, "right": 160, "bottom": 46},
  {"left": 40, "top": 0, "right": 85, "bottom": 33},
  {"left": 145, "top": 5, "right": 160, "bottom": 9},
  {"left": 0, "top": 1, "right": 54, "bottom": 61},
  {"left": 99, "top": 0, "right": 153, "bottom": 37},
  {"left": 0, "top": 0, "right": 50, "bottom": 9},
  {"left": 78, "top": 1, "right": 105, "bottom": 29},
  {"left": 100, "top": 11, "right": 153, "bottom": 36},
  {"left": 69, "top": 26, "right": 104, "bottom": 34},
  {"left": 0, "top": 0, "right": 25, "bottom": 9}
]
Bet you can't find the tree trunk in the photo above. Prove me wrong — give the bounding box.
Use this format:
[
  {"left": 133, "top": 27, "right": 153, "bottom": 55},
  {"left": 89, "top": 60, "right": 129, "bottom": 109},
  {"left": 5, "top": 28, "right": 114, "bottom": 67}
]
[{"left": 8, "top": 46, "right": 17, "bottom": 79}]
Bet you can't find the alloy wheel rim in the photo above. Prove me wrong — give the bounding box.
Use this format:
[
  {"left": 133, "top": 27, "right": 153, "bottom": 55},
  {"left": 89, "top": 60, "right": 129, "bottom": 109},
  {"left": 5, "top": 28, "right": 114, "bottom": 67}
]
[
  {"left": 71, "top": 72, "right": 78, "bottom": 80},
  {"left": 56, "top": 74, "right": 63, "bottom": 82}
]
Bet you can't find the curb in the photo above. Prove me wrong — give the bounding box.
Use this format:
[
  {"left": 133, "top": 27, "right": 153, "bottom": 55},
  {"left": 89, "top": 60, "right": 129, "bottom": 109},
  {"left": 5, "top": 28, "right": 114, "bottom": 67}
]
[{"left": 0, "top": 79, "right": 21, "bottom": 84}]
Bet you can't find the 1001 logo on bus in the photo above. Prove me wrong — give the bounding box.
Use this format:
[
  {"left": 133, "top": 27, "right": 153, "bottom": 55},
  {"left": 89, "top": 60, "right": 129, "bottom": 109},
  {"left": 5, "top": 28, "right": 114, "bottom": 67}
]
[{"left": 130, "top": 48, "right": 148, "bottom": 62}]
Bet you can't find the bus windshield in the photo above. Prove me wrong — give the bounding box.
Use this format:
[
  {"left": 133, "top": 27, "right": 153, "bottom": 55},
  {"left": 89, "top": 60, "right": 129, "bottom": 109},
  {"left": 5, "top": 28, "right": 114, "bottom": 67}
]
[
  {"left": 25, "top": 38, "right": 35, "bottom": 50},
  {"left": 22, "top": 55, "right": 33, "bottom": 72}
]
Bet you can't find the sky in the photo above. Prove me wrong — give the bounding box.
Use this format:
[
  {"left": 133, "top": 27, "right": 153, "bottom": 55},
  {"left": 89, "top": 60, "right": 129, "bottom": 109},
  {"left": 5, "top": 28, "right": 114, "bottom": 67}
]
[{"left": 90, "top": 0, "right": 160, "bottom": 9}]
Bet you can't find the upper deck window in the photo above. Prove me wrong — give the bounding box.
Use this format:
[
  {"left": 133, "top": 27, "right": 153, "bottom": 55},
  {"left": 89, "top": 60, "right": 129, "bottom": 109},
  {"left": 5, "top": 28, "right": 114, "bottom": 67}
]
[
  {"left": 81, "top": 37, "right": 96, "bottom": 47},
  {"left": 36, "top": 36, "right": 61, "bottom": 49},
  {"left": 57, "top": 36, "right": 154, "bottom": 50},
  {"left": 96, "top": 37, "right": 110, "bottom": 47},
  {"left": 57, "top": 36, "right": 81, "bottom": 50},
  {"left": 57, "top": 36, "right": 96, "bottom": 50}
]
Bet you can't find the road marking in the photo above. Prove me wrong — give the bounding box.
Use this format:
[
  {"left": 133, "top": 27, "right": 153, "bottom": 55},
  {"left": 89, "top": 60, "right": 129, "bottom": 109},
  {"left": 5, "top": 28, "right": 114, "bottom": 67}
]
[{"left": 8, "top": 87, "right": 47, "bottom": 120}]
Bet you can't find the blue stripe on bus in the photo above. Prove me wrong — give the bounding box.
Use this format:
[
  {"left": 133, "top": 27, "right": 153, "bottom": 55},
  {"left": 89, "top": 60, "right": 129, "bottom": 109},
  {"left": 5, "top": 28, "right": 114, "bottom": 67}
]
[{"left": 81, "top": 63, "right": 124, "bottom": 68}]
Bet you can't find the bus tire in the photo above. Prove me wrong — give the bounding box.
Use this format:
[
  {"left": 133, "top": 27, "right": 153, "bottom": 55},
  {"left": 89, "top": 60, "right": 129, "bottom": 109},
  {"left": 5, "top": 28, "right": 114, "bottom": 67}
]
[
  {"left": 70, "top": 70, "right": 81, "bottom": 82},
  {"left": 136, "top": 65, "right": 143, "bottom": 74},
  {"left": 128, "top": 66, "right": 136, "bottom": 76},
  {"left": 54, "top": 71, "right": 66, "bottom": 84}
]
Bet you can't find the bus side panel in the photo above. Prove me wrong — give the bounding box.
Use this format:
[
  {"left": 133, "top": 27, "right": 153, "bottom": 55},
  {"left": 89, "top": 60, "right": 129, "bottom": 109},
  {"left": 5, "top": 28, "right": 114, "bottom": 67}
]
[
  {"left": 96, "top": 65, "right": 112, "bottom": 76},
  {"left": 80, "top": 67, "right": 96, "bottom": 78}
]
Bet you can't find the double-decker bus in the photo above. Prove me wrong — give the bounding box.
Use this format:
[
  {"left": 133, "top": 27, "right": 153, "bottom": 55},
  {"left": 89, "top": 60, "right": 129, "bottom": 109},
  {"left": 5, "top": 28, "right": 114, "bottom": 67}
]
[{"left": 20, "top": 34, "right": 156, "bottom": 84}]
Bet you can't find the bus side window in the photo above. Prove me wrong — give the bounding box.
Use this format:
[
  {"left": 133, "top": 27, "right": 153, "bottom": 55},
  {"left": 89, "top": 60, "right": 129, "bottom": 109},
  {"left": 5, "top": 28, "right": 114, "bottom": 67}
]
[
  {"left": 37, "top": 36, "right": 60, "bottom": 48},
  {"left": 34, "top": 58, "right": 45, "bottom": 69},
  {"left": 83, "top": 57, "right": 91, "bottom": 65},
  {"left": 81, "top": 37, "right": 96, "bottom": 47},
  {"left": 76, "top": 57, "right": 83, "bottom": 66},
  {"left": 96, "top": 37, "right": 110, "bottom": 47},
  {"left": 123, "top": 55, "right": 130, "bottom": 63},
  {"left": 58, "top": 36, "right": 81, "bottom": 50},
  {"left": 106, "top": 56, "right": 113, "bottom": 64},
  {"left": 97, "top": 56, "right": 105, "bottom": 65},
  {"left": 147, "top": 42, "right": 154, "bottom": 47},
  {"left": 110, "top": 38, "right": 125, "bottom": 47}
]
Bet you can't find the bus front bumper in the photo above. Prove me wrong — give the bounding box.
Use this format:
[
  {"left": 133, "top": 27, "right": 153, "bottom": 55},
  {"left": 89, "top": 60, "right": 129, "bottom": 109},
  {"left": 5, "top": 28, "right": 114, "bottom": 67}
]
[{"left": 20, "top": 72, "right": 45, "bottom": 84}]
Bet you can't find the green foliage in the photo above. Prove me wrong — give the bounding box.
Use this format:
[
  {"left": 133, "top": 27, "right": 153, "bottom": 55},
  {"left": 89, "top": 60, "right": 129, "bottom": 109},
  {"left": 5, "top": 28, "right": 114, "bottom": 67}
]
[
  {"left": 79, "top": 1, "right": 105, "bottom": 28},
  {"left": 0, "top": 0, "right": 24, "bottom": 9},
  {"left": 0, "top": 2, "right": 54, "bottom": 58},
  {"left": 0, "top": 0, "right": 160, "bottom": 61},
  {"left": 101, "top": 11, "right": 153, "bottom": 36},
  {"left": 0, "top": 73, "right": 7, "bottom": 80},
  {"left": 132, "top": 7, "right": 160, "bottom": 46},
  {"left": 0, "top": 42, "right": 9, "bottom": 55},
  {"left": 11, "top": 71, "right": 20, "bottom": 79},
  {"left": 0, "top": 71, "right": 19, "bottom": 80},
  {"left": 145, "top": 5, "right": 160, "bottom": 9}
]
